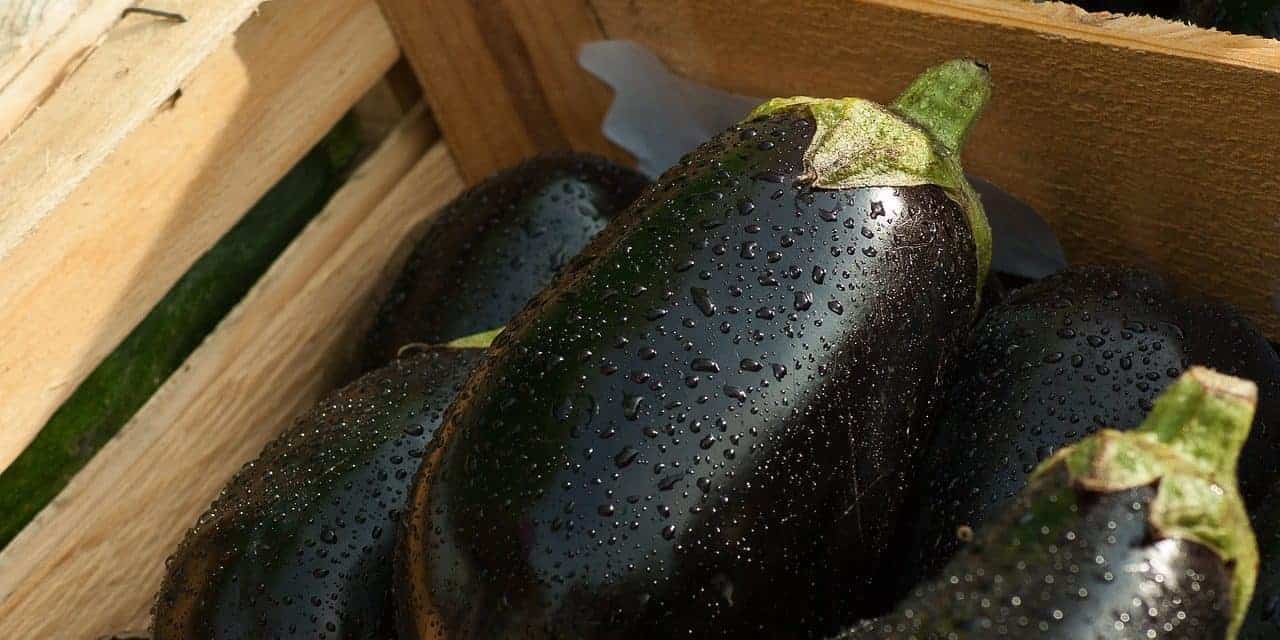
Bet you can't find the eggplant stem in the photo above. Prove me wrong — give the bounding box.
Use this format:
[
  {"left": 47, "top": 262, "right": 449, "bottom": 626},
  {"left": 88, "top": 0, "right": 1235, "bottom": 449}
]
[{"left": 890, "top": 59, "right": 991, "bottom": 155}]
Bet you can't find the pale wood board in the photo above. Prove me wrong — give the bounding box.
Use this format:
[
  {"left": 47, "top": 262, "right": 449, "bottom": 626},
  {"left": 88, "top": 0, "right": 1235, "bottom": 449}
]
[
  {"left": 376, "top": 0, "right": 627, "bottom": 184},
  {"left": 0, "top": 0, "right": 264, "bottom": 263},
  {"left": 0, "top": 0, "right": 399, "bottom": 472},
  {"left": 0, "top": 122, "right": 459, "bottom": 639},
  {"left": 0, "top": 0, "right": 134, "bottom": 140},
  {"left": 563, "top": 0, "right": 1279, "bottom": 338},
  {"left": 0, "top": 0, "right": 80, "bottom": 83}
]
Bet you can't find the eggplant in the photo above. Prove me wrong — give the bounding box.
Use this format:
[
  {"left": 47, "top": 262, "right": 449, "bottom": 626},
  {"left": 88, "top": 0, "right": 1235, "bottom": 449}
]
[
  {"left": 976, "top": 271, "right": 1010, "bottom": 320},
  {"left": 358, "top": 153, "right": 648, "bottom": 373},
  {"left": 395, "top": 60, "right": 993, "bottom": 638},
  {"left": 1243, "top": 355, "right": 1280, "bottom": 640},
  {"left": 152, "top": 345, "right": 484, "bottom": 639},
  {"left": 897, "top": 265, "right": 1280, "bottom": 594},
  {"left": 839, "top": 367, "right": 1260, "bottom": 639},
  {"left": 1243, "top": 477, "right": 1280, "bottom": 638}
]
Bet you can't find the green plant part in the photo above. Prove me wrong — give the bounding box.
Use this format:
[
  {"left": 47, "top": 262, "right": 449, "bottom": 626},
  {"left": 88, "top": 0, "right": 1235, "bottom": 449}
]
[
  {"left": 891, "top": 264, "right": 1280, "bottom": 601},
  {"left": 837, "top": 366, "right": 1259, "bottom": 640},
  {"left": 397, "top": 59, "right": 992, "bottom": 639},
  {"left": 397, "top": 327, "right": 505, "bottom": 357},
  {"left": 1043, "top": 367, "right": 1259, "bottom": 637},
  {"left": 746, "top": 59, "right": 992, "bottom": 288},
  {"left": 443, "top": 326, "right": 504, "bottom": 349}
]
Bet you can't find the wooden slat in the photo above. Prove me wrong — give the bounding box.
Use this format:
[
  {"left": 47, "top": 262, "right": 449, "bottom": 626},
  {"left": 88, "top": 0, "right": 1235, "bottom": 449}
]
[
  {"left": 351, "top": 60, "right": 428, "bottom": 148},
  {"left": 0, "top": 0, "right": 266, "bottom": 262},
  {"left": 0, "top": 0, "right": 81, "bottom": 84},
  {"left": 0, "top": 116, "right": 459, "bottom": 639},
  {"left": 500, "top": 0, "right": 627, "bottom": 162},
  {"left": 0, "top": 0, "right": 399, "bottom": 471},
  {"left": 376, "top": 0, "right": 627, "bottom": 183},
  {"left": 0, "top": 0, "right": 134, "bottom": 140},
  {"left": 563, "top": 0, "right": 1280, "bottom": 338}
]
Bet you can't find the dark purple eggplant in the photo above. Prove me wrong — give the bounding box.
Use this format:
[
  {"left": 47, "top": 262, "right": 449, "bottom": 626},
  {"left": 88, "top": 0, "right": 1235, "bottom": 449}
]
[
  {"left": 977, "top": 271, "right": 1010, "bottom": 319},
  {"left": 395, "top": 60, "right": 993, "bottom": 639},
  {"left": 152, "top": 346, "right": 484, "bottom": 639},
  {"left": 896, "top": 265, "right": 1280, "bottom": 597},
  {"left": 1243, "top": 476, "right": 1280, "bottom": 638},
  {"left": 358, "top": 153, "right": 648, "bottom": 373},
  {"left": 839, "top": 367, "right": 1259, "bottom": 639}
]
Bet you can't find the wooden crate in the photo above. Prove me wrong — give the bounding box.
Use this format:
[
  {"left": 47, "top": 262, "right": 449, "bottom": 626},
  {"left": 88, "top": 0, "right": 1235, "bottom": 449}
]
[{"left": 0, "top": 0, "right": 1276, "bottom": 637}]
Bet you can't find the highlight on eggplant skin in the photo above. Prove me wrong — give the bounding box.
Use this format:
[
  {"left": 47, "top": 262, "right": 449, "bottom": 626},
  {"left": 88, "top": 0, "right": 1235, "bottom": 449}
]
[
  {"left": 151, "top": 347, "right": 482, "bottom": 640},
  {"left": 896, "top": 264, "right": 1280, "bottom": 594},
  {"left": 357, "top": 153, "right": 650, "bottom": 374},
  {"left": 395, "top": 60, "right": 992, "bottom": 639},
  {"left": 837, "top": 367, "right": 1259, "bottom": 640}
]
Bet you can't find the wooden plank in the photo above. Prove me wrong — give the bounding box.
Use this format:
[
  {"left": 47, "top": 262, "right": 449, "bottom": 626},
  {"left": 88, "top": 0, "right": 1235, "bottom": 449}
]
[
  {"left": 500, "top": 0, "right": 627, "bottom": 162},
  {"left": 0, "top": 0, "right": 80, "bottom": 84},
  {"left": 0, "top": 0, "right": 263, "bottom": 263},
  {"left": 351, "top": 61, "right": 429, "bottom": 149},
  {"left": 0, "top": 0, "right": 134, "bottom": 140},
  {"left": 0, "top": 119, "right": 458, "bottom": 639},
  {"left": 377, "top": 0, "right": 626, "bottom": 183},
  {"left": 580, "top": 0, "right": 1280, "bottom": 338},
  {"left": 0, "top": 0, "right": 398, "bottom": 472},
  {"left": 377, "top": 0, "right": 539, "bottom": 182}
]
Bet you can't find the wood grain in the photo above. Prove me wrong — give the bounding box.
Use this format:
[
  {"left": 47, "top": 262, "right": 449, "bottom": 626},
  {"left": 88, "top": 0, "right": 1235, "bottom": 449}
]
[
  {"left": 0, "top": 0, "right": 80, "bottom": 83},
  {"left": 579, "top": 0, "right": 1280, "bottom": 338},
  {"left": 0, "top": 0, "right": 134, "bottom": 140},
  {"left": 0, "top": 0, "right": 263, "bottom": 263},
  {"left": 0, "top": 0, "right": 398, "bottom": 472},
  {"left": 0, "top": 118, "right": 458, "bottom": 639},
  {"left": 500, "top": 0, "right": 626, "bottom": 161},
  {"left": 376, "top": 0, "right": 626, "bottom": 183}
]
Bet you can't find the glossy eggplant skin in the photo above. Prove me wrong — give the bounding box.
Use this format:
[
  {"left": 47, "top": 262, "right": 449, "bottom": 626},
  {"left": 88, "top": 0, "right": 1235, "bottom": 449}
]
[
  {"left": 395, "top": 105, "right": 980, "bottom": 639},
  {"left": 1240, "top": 358, "right": 1280, "bottom": 640},
  {"left": 897, "top": 265, "right": 1280, "bottom": 592},
  {"left": 152, "top": 347, "right": 481, "bottom": 640},
  {"left": 1243, "top": 479, "right": 1280, "bottom": 638},
  {"left": 841, "top": 465, "right": 1234, "bottom": 639},
  {"left": 359, "top": 153, "right": 648, "bottom": 373}
]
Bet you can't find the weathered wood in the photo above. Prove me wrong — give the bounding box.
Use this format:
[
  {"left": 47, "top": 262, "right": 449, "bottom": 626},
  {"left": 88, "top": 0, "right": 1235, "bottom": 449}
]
[
  {"left": 0, "top": 116, "right": 457, "bottom": 639},
  {"left": 0, "top": 0, "right": 399, "bottom": 472},
  {"left": 0, "top": 0, "right": 135, "bottom": 140},
  {"left": 0, "top": 0, "right": 81, "bottom": 83},
  {"left": 0, "top": 0, "right": 267, "bottom": 262},
  {"left": 376, "top": 0, "right": 626, "bottom": 183},
  {"left": 577, "top": 0, "right": 1280, "bottom": 338}
]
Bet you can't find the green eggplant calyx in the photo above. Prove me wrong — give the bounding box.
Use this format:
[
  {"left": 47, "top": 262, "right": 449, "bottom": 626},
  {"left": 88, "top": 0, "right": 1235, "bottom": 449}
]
[
  {"left": 1033, "top": 366, "right": 1259, "bottom": 637},
  {"left": 1140, "top": 367, "right": 1254, "bottom": 478},
  {"left": 396, "top": 327, "right": 505, "bottom": 357},
  {"left": 442, "top": 326, "right": 504, "bottom": 350},
  {"left": 744, "top": 59, "right": 992, "bottom": 290}
]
